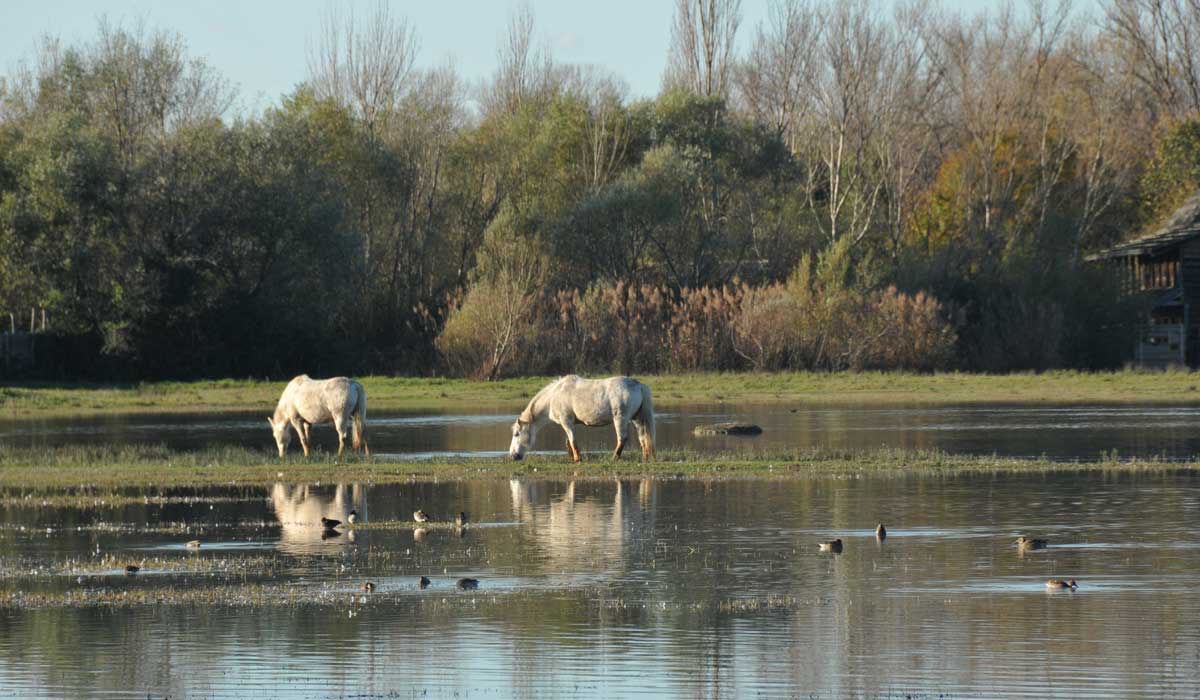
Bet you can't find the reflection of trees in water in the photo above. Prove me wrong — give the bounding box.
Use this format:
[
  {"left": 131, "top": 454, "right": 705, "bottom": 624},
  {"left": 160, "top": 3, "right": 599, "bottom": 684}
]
[{"left": 269, "top": 483, "right": 367, "bottom": 552}]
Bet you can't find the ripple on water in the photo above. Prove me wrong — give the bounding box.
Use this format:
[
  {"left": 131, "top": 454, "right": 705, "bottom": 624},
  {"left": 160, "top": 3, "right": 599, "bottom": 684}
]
[{"left": 1, "top": 473, "right": 1199, "bottom": 698}]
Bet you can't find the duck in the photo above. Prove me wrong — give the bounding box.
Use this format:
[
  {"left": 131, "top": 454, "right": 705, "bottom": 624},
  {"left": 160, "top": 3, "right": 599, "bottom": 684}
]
[
  {"left": 185, "top": 540, "right": 201, "bottom": 549},
  {"left": 455, "top": 511, "right": 469, "bottom": 528},
  {"left": 419, "top": 576, "right": 431, "bottom": 589},
  {"left": 361, "top": 581, "right": 376, "bottom": 593},
  {"left": 348, "top": 510, "right": 358, "bottom": 525},
  {"left": 1016, "top": 536, "right": 1048, "bottom": 549},
  {"left": 456, "top": 577, "right": 479, "bottom": 590},
  {"left": 1045, "top": 578, "right": 1077, "bottom": 590},
  {"left": 124, "top": 565, "right": 140, "bottom": 575},
  {"left": 817, "top": 539, "right": 843, "bottom": 553},
  {"left": 413, "top": 510, "right": 430, "bottom": 524},
  {"left": 320, "top": 517, "right": 341, "bottom": 529},
  {"left": 875, "top": 524, "right": 887, "bottom": 540}
]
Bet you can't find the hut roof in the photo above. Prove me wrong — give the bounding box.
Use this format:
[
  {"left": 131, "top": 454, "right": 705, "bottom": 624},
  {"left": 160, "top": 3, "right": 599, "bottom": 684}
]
[{"left": 1087, "top": 190, "right": 1200, "bottom": 261}]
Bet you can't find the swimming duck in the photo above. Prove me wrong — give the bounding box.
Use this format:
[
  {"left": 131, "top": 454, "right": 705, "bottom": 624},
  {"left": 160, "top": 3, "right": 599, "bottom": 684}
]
[
  {"left": 875, "top": 524, "right": 887, "bottom": 540},
  {"left": 818, "top": 539, "right": 843, "bottom": 553},
  {"left": 185, "top": 540, "right": 201, "bottom": 549},
  {"left": 456, "top": 577, "right": 479, "bottom": 590},
  {"left": 413, "top": 510, "right": 430, "bottom": 523},
  {"left": 348, "top": 510, "right": 358, "bottom": 525},
  {"left": 320, "top": 517, "right": 341, "bottom": 529},
  {"left": 1016, "top": 536, "right": 1048, "bottom": 549},
  {"left": 455, "top": 511, "right": 469, "bottom": 527},
  {"left": 1045, "top": 578, "right": 1077, "bottom": 590},
  {"left": 124, "top": 565, "right": 140, "bottom": 575},
  {"left": 419, "top": 576, "right": 431, "bottom": 589},
  {"left": 361, "top": 581, "right": 375, "bottom": 593}
]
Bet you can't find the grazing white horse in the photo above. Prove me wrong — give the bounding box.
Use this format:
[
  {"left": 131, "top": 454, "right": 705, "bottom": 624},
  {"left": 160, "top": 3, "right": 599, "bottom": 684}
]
[
  {"left": 268, "top": 375, "right": 368, "bottom": 458},
  {"left": 509, "top": 375, "right": 655, "bottom": 462}
]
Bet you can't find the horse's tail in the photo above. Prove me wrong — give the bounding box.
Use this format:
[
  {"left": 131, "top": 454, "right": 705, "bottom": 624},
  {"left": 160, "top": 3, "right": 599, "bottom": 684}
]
[
  {"left": 633, "top": 383, "right": 656, "bottom": 460},
  {"left": 352, "top": 383, "right": 369, "bottom": 455}
]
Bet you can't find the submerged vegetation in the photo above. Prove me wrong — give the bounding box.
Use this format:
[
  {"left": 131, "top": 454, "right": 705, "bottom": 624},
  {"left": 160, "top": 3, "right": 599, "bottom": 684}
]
[{"left": 0, "top": 443, "right": 1193, "bottom": 491}]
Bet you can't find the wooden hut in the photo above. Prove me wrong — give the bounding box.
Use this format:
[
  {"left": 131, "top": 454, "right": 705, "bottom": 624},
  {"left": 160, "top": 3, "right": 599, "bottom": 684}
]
[{"left": 1087, "top": 192, "right": 1200, "bottom": 367}]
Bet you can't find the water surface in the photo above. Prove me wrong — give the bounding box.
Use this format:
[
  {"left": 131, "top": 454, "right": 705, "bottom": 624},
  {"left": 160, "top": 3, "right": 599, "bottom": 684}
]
[
  {"left": 4, "top": 403, "right": 1200, "bottom": 459},
  {"left": 0, "top": 471, "right": 1197, "bottom": 698}
]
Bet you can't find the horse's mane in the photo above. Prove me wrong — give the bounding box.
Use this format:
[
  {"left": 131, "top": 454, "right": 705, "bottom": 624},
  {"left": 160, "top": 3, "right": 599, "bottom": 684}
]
[
  {"left": 272, "top": 375, "right": 311, "bottom": 420},
  {"left": 521, "top": 375, "right": 575, "bottom": 420}
]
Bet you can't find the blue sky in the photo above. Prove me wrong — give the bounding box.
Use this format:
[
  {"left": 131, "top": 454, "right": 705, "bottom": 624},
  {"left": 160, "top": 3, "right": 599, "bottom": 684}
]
[{"left": 2, "top": 0, "right": 1101, "bottom": 114}]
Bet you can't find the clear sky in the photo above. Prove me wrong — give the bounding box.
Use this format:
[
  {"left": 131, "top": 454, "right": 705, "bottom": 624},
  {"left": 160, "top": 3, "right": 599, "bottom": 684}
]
[{"left": 1, "top": 0, "right": 1102, "bottom": 114}]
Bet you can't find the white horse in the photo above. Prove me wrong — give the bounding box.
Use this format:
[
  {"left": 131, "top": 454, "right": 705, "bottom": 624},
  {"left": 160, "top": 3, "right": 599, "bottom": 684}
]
[
  {"left": 268, "top": 375, "right": 369, "bottom": 458},
  {"left": 509, "top": 375, "right": 655, "bottom": 462}
]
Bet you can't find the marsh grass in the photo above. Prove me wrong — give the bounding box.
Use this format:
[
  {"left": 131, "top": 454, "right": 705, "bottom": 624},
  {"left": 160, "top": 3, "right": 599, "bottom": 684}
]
[
  {"left": 3, "top": 370, "right": 1200, "bottom": 418},
  {"left": 0, "top": 443, "right": 1193, "bottom": 491},
  {"left": 0, "top": 553, "right": 289, "bottom": 580}
]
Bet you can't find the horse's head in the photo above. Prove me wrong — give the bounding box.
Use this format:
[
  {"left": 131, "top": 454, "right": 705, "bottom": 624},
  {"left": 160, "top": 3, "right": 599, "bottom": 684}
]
[
  {"left": 509, "top": 418, "right": 536, "bottom": 461},
  {"left": 267, "top": 416, "right": 292, "bottom": 458}
]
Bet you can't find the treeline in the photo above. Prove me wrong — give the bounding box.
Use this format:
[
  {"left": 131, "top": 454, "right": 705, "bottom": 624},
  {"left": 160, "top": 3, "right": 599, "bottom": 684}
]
[{"left": 4, "top": 0, "right": 1200, "bottom": 380}]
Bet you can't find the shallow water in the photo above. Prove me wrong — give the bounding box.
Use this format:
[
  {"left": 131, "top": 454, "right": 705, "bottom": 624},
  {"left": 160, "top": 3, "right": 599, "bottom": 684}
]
[
  {"left": 4, "top": 403, "right": 1200, "bottom": 459},
  {"left": 0, "top": 471, "right": 1198, "bottom": 698}
]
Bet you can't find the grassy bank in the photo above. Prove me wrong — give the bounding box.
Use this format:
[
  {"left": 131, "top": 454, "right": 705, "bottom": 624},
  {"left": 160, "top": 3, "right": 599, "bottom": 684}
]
[
  {"left": 2, "top": 370, "right": 1199, "bottom": 418},
  {"left": 0, "top": 444, "right": 1192, "bottom": 491}
]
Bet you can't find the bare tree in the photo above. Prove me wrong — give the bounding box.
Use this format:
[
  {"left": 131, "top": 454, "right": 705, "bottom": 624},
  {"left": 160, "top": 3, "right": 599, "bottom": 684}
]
[
  {"left": 873, "top": 0, "right": 944, "bottom": 256},
  {"left": 1062, "top": 29, "right": 1151, "bottom": 260},
  {"left": 482, "top": 2, "right": 565, "bottom": 116},
  {"left": 307, "top": 1, "right": 419, "bottom": 135},
  {"left": 1105, "top": 0, "right": 1200, "bottom": 120},
  {"left": 664, "top": 0, "right": 743, "bottom": 98},
  {"left": 933, "top": 0, "right": 1075, "bottom": 254},
  {"left": 798, "top": 0, "right": 897, "bottom": 246},
  {"left": 0, "top": 34, "right": 64, "bottom": 122},
  {"left": 567, "top": 67, "right": 632, "bottom": 190},
  {"left": 735, "top": 0, "right": 821, "bottom": 151}
]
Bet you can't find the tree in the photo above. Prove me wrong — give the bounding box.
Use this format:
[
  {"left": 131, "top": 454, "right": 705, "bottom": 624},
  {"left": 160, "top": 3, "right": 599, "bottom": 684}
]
[
  {"left": 1105, "top": 0, "right": 1200, "bottom": 121},
  {"left": 663, "top": 0, "right": 743, "bottom": 98},
  {"left": 307, "top": 1, "right": 418, "bottom": 137},
  {"left": 736, "top": 0, "right": 820, "bottom": 152}
]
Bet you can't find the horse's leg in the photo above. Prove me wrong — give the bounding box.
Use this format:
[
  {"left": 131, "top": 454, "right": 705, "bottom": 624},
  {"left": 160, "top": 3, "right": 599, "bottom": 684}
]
[
  {"left": 561, "top": 421, "right": 581, "bottom": 463},
  {"left": 334, "top": 417, "right": 348, "bottom": 456},
  {"left": 633, "top": 419, "right": 650, "bottom": 461},
  {"left": 302, "top": 422, "right": 311, "bottom": 443},
  {"left": 290, "top": 418, "right": 310, "bottom": 458},
  {"left": 612, "top": 418, "right": 628, "bottom": 460}
]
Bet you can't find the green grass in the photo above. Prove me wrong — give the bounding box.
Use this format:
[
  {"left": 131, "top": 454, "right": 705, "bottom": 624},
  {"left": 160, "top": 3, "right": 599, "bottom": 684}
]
[
  {"left": 2, "top": 370, "right": 1198, "bottom": 418},
  {"left": 0, "top": 444, "right": 1192, "bottom": 491}
]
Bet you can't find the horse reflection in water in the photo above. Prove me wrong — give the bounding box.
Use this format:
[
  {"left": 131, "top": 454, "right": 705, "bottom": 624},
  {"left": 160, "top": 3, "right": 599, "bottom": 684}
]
[
  {"left": 509, "top": 478, "right": 657, "bottom": 573},
  {"left": 270, "top": 483, "right": 368, "bottom": 553}
]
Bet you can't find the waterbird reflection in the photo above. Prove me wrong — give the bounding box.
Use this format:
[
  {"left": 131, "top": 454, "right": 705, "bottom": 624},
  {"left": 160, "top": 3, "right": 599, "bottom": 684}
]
[{"left": 269, "top": 483, "right": 367, "bottom": 553}]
